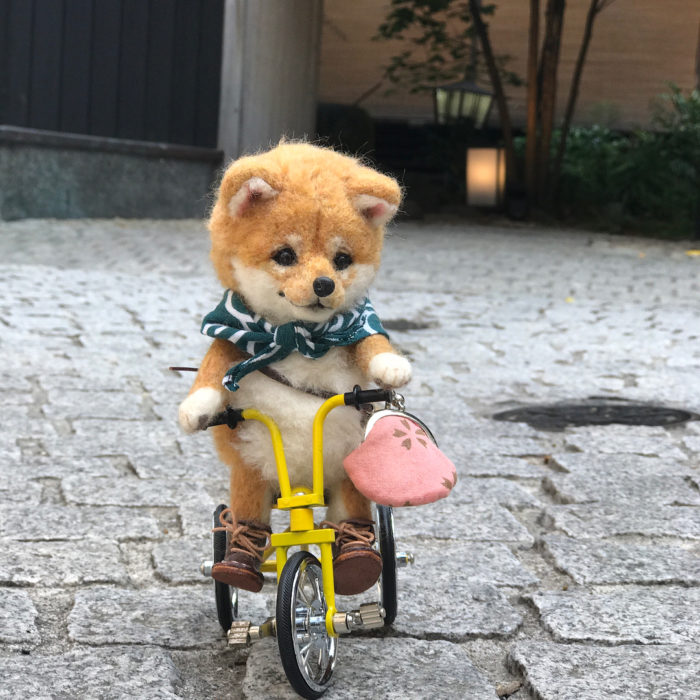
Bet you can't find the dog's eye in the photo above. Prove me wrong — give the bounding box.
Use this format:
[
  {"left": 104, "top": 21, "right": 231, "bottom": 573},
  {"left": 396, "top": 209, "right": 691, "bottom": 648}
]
[
  {"left": 333, "top": 252, "right": 353, "bottom": 271},
  {"left": 272, "top": 247, "right": 297, "bottom": 266}
]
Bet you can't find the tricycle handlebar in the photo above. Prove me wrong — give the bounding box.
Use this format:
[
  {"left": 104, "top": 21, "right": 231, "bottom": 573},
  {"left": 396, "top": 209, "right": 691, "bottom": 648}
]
[
  {"left": 206, "top": 387, "right": 393, "bottom": 430},
  {"left": 206, "top": 407, "right": 245, "bottom": 430},
  {"left": 343, "top": 386, "right": 394, "bottom": 410}
]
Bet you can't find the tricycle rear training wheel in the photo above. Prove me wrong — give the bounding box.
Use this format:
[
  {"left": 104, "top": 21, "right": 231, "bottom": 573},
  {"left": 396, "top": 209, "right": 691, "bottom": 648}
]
[
  {"left": 376, "top": 505, "right": 398, "bottom": 626},
  {"left": 277, "top": 551, "right": 337, "bottom": 699},
  {"left": 213, "top": 504, "right": 238, "bottom": 633}
]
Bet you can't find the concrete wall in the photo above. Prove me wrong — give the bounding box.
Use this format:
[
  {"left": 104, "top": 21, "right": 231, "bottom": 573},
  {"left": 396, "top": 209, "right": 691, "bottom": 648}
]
[
  {"left": 218, "top": 0, "right": 323, "bottom": 162},
  {"left": 0, "top": 128, "right": 222, "bottom": 221},
  {"left": 320, "top": 0, "right": 700, "bottom": 130}
]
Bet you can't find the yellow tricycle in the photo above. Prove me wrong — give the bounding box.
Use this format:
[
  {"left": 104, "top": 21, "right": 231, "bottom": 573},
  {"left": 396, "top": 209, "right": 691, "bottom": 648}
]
[{"left": 200, "top": 387, "right": 415, "bottom": 698}]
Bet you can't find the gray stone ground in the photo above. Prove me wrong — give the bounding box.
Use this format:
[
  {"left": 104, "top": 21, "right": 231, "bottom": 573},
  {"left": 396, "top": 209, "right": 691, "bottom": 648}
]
[{"left": 1, "top": 217, "right": 699, "bottom": 699}]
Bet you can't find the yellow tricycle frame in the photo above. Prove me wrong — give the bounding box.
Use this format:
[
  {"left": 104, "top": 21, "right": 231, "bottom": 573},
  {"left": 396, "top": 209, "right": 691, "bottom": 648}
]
[{"left": 239, "top": 393, "right": 348, "bottom": 636}]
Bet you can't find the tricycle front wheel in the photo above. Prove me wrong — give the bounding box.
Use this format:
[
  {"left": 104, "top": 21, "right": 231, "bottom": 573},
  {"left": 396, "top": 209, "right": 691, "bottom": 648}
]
[{"left": 277, "top": 551, "right": 337, "bottom": 699}]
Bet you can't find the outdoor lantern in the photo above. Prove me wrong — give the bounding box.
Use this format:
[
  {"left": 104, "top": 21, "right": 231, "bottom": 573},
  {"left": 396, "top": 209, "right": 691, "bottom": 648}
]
[
  {"left": 466, "top": 147, "right": 505, "bottom": 207},
  {"left": 433, "top": 80, "right": 494, "bottom": 128}
]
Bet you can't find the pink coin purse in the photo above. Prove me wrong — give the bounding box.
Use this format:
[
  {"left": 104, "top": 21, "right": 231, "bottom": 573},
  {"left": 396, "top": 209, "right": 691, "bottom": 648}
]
[{"left": 343, "top": 409, "right": 457, "bottom": 507}]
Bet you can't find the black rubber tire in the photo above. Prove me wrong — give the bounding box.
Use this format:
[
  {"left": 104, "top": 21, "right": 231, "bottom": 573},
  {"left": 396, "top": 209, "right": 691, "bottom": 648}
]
[
  {"left": 376, "top": 505, "right": 398, "bottom": 626},
  {"left": 213, "top": 504, "right": 238, "bottom": 633},
  {"left": 277, "top": 551, "right": 335, "bottom": 699}
]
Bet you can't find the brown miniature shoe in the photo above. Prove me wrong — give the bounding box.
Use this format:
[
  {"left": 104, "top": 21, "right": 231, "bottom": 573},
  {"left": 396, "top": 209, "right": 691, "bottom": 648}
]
[
  {"left": 211, "top": 509, "right": 271, "bottom": 593},
  {"left": 321, "top": 519, "right": 382, "bottom": 595}
]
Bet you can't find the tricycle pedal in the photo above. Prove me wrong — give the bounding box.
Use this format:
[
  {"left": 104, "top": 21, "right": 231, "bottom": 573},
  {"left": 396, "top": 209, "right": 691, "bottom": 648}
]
[
  {"left": 333, "top": 602, "right": 386, "bottom": 634},
  {"left": 227, "top": 620, "right": 252, "bottom": 648},
  {"left": 227, "top": 617, "right": 276, "bottom": 648}
]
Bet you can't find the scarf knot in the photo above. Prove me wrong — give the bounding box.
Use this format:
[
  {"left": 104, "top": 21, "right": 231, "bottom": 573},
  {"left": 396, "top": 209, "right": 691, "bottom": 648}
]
[
  {"left": 201, "top": 291, "right": 387, "bottom": 391},
  {"left": 273, "top": 322, "right": 310, "bottom": 353}
]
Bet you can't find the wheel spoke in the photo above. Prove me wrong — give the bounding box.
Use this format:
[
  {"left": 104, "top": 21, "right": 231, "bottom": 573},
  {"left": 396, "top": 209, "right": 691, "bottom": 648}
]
[
  {"left": 297, "top": 570, "right": 313, "bottom": 606},
  {"left": 311, "top": 572, "right": 323, "bottom": 605},
  {"left": 319, "top": 640, "right": 328, "bottom": 671}
]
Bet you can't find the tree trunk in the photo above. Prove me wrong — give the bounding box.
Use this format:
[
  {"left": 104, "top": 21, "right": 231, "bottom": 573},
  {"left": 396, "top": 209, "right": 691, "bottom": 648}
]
[
  {"left": 536, "top": 0, "right": 565, "bottom": 207},
  {"left": 695, "top": 19, "right": 700, "bottom": 89},
  {"left": 553, "top": 0, "right": 610, "bottom": 203},
  {"left": 468, "top": 0, "right": 517, "bottom": 186},
  {"left": 525, "top": 0, "right": 540, "bottom": 206}
]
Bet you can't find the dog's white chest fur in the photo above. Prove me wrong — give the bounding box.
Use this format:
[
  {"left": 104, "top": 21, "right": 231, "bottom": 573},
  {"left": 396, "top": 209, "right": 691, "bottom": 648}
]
[{"left": 226, "top": 348, "right": 367, "bottom": 487}]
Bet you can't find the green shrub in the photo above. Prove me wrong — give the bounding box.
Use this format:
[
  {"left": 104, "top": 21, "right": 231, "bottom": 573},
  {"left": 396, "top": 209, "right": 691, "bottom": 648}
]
[{"left": 557, "top": 86, "right": 700, "bottom": 237}]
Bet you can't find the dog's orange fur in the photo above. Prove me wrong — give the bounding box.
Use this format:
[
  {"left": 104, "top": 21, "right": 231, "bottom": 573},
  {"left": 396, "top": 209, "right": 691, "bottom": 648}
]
[{"left": 181, "top": 142, "right": 409, "bottom": 525}]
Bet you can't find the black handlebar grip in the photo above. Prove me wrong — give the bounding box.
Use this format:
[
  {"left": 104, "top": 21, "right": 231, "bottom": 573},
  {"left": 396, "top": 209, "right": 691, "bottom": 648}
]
[
  {"left": 343, "top": 386, "right": 393, "bottom": 410},
  {"left": 206, "top": 407, "right": 245, "bottom": 430}
]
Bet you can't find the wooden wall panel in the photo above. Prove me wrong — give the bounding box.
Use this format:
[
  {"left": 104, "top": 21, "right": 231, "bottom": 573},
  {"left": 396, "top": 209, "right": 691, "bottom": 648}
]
[
  {"left": 4, "top": 0, "right": 34, "bottom": 126},
  {"left": 195, "top": 0, "right": 223, "bottom": 148},
  {"left": 170, "top": 0, "right": 201, "bottom": 146},
  {"left": 319, "top": 0, "right": 699, "bottom": 129},
  {"left": 90, "top": 0, "right": 122, "bottom": 137},
  {"left": 60, "top": 0, "right": 92, "bottom": 134},
  {"left": 0, "top": 0, "right": 224, "bottom": 147},
  {"left": 118, "top": 0, "right": 149, "bottom": 140}
]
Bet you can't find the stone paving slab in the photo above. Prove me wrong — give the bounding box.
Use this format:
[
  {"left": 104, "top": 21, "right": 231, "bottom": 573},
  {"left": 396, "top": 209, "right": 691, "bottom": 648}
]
[
  {"left": 6, "top": 455, "right": 128, "bottom": 479},
  {"left": 394, "top": 579, "right": 523, "bottom": 641},
  {"left": 544, "top": 503, "right": 700, "bottom": 539},
  {"left": 509, "top": 641, "right": 700, "bottom": 700},
  {"left": 450, "top": 436, "right": 558, "bottom": 461},
  {"left": 129, "top": 448, "right": 226, "bottom": 481},
  {"left": 0, "top": 540, "right": 129, "bottom": 586},
  {"left": 402, "top": 539, "right": 539, "bottom": 588},
  {"left": 1, "top": 504, "right": 163, "bottom": 541},
  {"left": 152, "top": 539, "right": 213, "bottom": 584},
  {"left": 0, "top": 476, "right": 43, "bottom": 504},
  {"left": 543, "top": 535, "right": 700, "bottom": 585},
  {"left": 548, "top": 452, "right": 693, "bottom": 476},
  {"left": 529, "top": 586, "right": 700, "bottom": 644},
  {"left": 457, "top": 455, "right": 548, "bottom": 479},
  {"left": 563, "top": 425, "right": 688, "bottom": 460},
  {"left": 42, "top": 389, "right": 149, "bottom": 421},
  {"left": 0, "top": 646, "right": 181, "bottom": 698},
  {"left": 543, "top": 471, "right": 700, "bottom": 505},
  {"left": 451, "top": 477, "right": 543, "bottom": 509},
  {"left": 67, "top": 419, "right": 180, "bottom": 454},
  {"left": 683, "top": 434, "right": 700, "bottom": 451},
  {"left": 61, "top": 475, "right": 213, "bottom": 508},
  {"left": 393, "top": 501, "right": 534, "bottom": 545},
  {"left": 0, "top": 589, "right": 39, "bottom": 645},
  {"left": 178, "top": 493, "right": 222, "bottom": 538},
  {"left": 68, "top": 586, "right": 242, "bottom": 648},
  {"left": 244, "top": 637, "right": 500, "bottom": 699}
]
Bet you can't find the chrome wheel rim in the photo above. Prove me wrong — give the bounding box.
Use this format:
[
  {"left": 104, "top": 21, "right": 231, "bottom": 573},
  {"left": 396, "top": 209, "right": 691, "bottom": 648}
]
[{"left": 290, "top": 557, "right": 337, "bottom": 691}]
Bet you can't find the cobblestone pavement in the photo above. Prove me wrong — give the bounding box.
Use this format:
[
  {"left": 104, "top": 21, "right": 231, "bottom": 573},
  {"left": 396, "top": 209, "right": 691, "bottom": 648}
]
[{"left": 1, "top": 218, "right": 699, "bottom": 699}]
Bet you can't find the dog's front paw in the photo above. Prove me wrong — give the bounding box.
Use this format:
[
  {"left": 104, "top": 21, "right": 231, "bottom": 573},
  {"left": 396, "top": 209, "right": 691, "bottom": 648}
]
[
  {"left": 369, "top": 352, "right": 412, "bottom": 388},
  {"left": 178, "top": 387, "right": 226, "bottom": 434}
]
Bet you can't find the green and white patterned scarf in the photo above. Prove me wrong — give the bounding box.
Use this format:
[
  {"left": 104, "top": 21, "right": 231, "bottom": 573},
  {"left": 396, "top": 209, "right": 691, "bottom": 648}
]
[{"left": 201, "top": 290, "right": 388, "bottom": 391}]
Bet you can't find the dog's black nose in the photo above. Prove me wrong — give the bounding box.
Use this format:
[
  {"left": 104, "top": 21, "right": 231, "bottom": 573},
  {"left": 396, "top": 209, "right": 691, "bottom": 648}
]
[{"left": 313, "top": 276, "right": 335, "bottom": 298}]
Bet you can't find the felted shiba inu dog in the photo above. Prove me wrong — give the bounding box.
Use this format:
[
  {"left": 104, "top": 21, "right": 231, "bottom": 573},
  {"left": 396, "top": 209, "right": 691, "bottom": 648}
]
[{"left": 178, "top": 142, "right": 411, "bottom": 595}]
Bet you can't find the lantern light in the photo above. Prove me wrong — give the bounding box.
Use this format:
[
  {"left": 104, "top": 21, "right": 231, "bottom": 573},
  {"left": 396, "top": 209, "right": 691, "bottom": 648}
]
[
  {"left": 433, "top": 80, "right": 494, "bottom": 128},
  {"left": 466, "top": 147, "right": 505, "bottom": 207}
]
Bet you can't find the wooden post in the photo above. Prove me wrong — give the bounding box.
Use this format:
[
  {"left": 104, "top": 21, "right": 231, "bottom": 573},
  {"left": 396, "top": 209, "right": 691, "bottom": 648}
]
[
  {"left": 525, "top": 0, "right": 540, "bottom": 206},
  {"left": 218, "top": 0, "right": 323, "bottom": 163},
  {"left": 696, "top": 19, "right": 700, "bottom": 89}
]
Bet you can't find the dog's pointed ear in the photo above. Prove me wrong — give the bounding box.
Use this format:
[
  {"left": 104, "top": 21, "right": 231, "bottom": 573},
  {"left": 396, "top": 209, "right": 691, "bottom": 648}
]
[
  {"left": 353, "top": 194, "right": 398, "bottom": 227},
  {"left": 347, "top": 168, "right": 402, "bottom": 228},
  {"left": 228, "top": 176, "right": 279, "bottom": 217}
]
